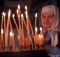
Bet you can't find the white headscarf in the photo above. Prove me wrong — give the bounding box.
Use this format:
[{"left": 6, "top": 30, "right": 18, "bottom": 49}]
[{"left": 41, "top": 5, "right": 59, "bottom": 46}]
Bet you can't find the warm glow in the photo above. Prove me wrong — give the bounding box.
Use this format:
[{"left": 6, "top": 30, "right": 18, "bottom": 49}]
[
  {"left": 40, "top": 27, "right": 42, "bottom": 31},
  {"left": 21, "top": 14, "right": 23, "bottom": 18},
  {"left": 35, "top": 27, "right": 38, "bottom": 32},
  {"left": 18, "top": 5, "right": 20, "bottom": 9},
  {"left": 10, "top": 31, "right": 13, "bottom": 37},
  {"left": 39, "top": 34, "right": 43, "bottom": 38},
  {"left": 12, "top": 14, "right": 15, "bottom": 18},
  {"left": 2, "top": 12, "right": 6, "bottom": 17},
  {"left": 8, "top": 9, "right": 11, "bottom": 18},
  {"left": 2, "top": 12, "right": 4, "bottom": 16},
  {"left": 17, "top": 9, "right": 18, "bottom": 14},
  {"left": 1, "top": 29, "right": 4, "bottom": 34},
  {"left": 39, "top": 34, "right": 41, "bottom": 38},
  {"left": 25, "top": 6, "right": 27, "bottom": 10},
  {"left": 35, "top": 13, "right": 37, "bottom": 17},
  {"left": 25, "top": 11, "right": 28, "bottom": 18}
]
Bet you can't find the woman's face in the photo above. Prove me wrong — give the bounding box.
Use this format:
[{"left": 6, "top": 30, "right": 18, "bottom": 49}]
[{"left": 41, "top": 12, "right": 55, "bottom": 29}]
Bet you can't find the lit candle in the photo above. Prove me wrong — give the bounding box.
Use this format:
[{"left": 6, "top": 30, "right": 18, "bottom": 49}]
[
  {"left": 1, "top": 12, "right": 4, "bottom": 30},
  {"left": 4, "top": 12, "right": 6, "bottom": 37},
  {"left": 17, "top": 9, "right": 18, "bottom": 14},
  {"left": 1, "top": 29, "right": 4, "bottom": 35},
  {"left": 12, "top": 14, "right": 19, "bottom": 34},
  {"left": 8, "top": 9, "right": 11, "bottom": 19},
  {"left": 21, "top": 14, "right": 24, "bottom": 46},
  {"left": 25, "top": 6, "right": 31, "bottom": 47},
  {"left": 35, "top": 13, "right": 37, "bottom": 32},
  {"left": 40, "top": 27, "right": 42, "bottom": 34},
  {"left": 10, "top": 31, "right": 13, "bottom": 46},
  {"left": 25, "top": 6, "right": 28, "bottom": 18},
  {"left": 18, "top": 5, "right": 20, "bottom": 9},
  {"left": 5, "top": 9, "right": 11, "bottom": 51},
  {"left": 10, "top": 31, "right": 15, "bottom": 51},
  {"left": 1, "top": 29, "right": 4, "bottom": 48},
  {"left": 35, "top": 27, "right": 38, "bottom": 36},
  {"left": 40, "top": 27, "right": 43, "bottom": 38},
  {"left": 17, "top": 5, "right": 20, "bottom": 17}
]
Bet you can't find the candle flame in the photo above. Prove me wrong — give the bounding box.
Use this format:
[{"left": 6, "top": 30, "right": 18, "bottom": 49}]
[
  {"left": 8, "top": 9, "right": 11, "bottom": 18},
  {"left": 12, "top": 14, "right": 15, "bottom": 18},
  {"left": 35, "top": 13, "right": 37, "bottom": 17},
  {"left": 25, "top": 11, "right": 28, "bottom": 18},
  {"left": 25, "top": 6, "right": 27, "bottom": 10},
  {"left": 40, "top": 27, "right": 42, "bottom": 31},
  {"left": 35, "top": 27, "right": 38, "bottom": 32},
  {"left": 18, "top": 5, "right": 20, "bottom": 9},
  {"left": 4, "top": 13, "right": 6, "bottom": 17},
  {"left": 17, "top": 9, "right": 18, "bottom": 14},
  {"left": 21, "top": 14, "right": 23, "bottom": 18},
  {"left": 2, "top": 12, "right": 4, "bottom": 16},
  {"left": 10, "top": 31, "right": 12, "bottom": 36},
  {"left": 1, "top": 29, "right": 4, "bottom": 34}
]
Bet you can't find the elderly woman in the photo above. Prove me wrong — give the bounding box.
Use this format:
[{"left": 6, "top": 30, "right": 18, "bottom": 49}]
[{"left": 41, "top": 5, "right": 60, "bottom": 55}]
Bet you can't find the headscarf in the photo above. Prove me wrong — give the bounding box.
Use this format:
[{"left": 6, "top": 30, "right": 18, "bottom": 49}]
[
  {"left": 41, "top": 5, "right": 59, "bottom": 46},
  {"left": 41, "top": 5, "right": 59, "bottom": 31}
]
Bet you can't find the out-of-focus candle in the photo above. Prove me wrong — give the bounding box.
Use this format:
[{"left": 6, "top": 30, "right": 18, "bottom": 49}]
[
  {"left": 35, "top": 13, "right": 37, "bottom": 30},
  {"left": 12, "top": 14, "right": 15, "bottom": 18},
  {"left": 8, "top": 9, "right": 11, "bottom": 18},
  {"left": 25, "top": 6, "right": 27, "bottom": 10},
  {"left": 17, "top": 9, "right": 18, "bottom": 14},
  {"left": 21, "top": 14, "right": 23, "bottom": 18},
  {"left": 40, "top": 27, "right": 42, "bottom": 31},
  {"left": 3, "top": 12, "right": 6, "bottom": 18},
  {"left": 10, "top": 31, "right": 13, "bottom": 46},
  {"left": 40, "top": 27, "right": 42, "bottom": 32},
  {"left": 35, "top": 13, "right": 37, "bottom": 18},
  {"left": 10, "top": 31, "right": 13, "bottom": 37},
  {"left": 18, "top": 5, "right": 20, "bottom": 9},
  {"left": 1, "top": 29, "right": 4, "bottom": 35},
  {"left": 35, "top": 27, "right": 38, "bottom": 36},
  {"left": 25, "top": 6, "right": 28, "bottom": 18}
]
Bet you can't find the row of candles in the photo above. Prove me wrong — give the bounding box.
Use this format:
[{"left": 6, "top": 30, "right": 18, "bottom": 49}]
[{"left": 0, "top": 5, "right": 44, "bottom": 52}]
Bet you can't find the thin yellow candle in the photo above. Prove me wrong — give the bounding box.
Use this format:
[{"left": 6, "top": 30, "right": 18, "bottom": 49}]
[
  {"left": 10, "top": 31, "right": 12, "bottom": 46},
  {"left": 0, "top": 12, "right": 4, "bottom": 51},
  {"left": 25, "top": 6, "right": 28, "bottom": 18},
  {"left": 1, "top": 29, "right": 4, "bottom": 48},
  {"left": 17, "top": 5, "right": 22, "bottom": 46},
  {"left": 12, "top": 14, "right": 19, "bottom": 34},
  {"left": 9, "top": 31, "right": 15, "bottom": 52},
  {"left": 21, "top": 14, "right": 24, "bottom": 47},
  {"left": 28, "top": 18, "right": 34, "bottom": 38},
  {"left": 25, "top": 6, "right": 31, "bottom": 47},
  {"left": 1, "top": 29, "right": 3, "bottom": 34},
  {"left": 40, "top": 27, "right": 43, "bottom": 38},
  {"left": 18, "top": 5, "right": 20, "bottom": 9},
  {"left": 5, "top": 9, "right": 11, "bottom": 51},
  {"left": 40, "top": 27, "right": 43, "bottom": 34},
  {"left": 4, "top": 13, "right": 6, "bottom": 46},
  {"left": 1, "top": 12, "right": 4, "bottom": 30},
  {"left": 35, "top": 13, "right": 37, "bottom": 28}
]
